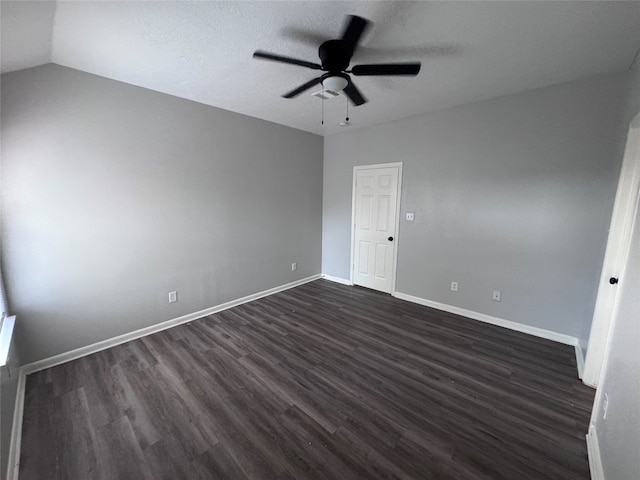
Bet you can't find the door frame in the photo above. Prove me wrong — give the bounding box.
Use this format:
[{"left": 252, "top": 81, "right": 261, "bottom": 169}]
[
  {"left": 583, "top": 113, "right": 640, "bottom": 387},
  {"left": 350, "top": 162, "right": 403, "bottom": 294}
]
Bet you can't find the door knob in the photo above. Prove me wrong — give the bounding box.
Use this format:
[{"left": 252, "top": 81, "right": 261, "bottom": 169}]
[
  {"left": 609, "top": 277, "right": 618, "bottom": 285},
  {"left": 388, "top": 236, "right": 394, "bottom": 241}
]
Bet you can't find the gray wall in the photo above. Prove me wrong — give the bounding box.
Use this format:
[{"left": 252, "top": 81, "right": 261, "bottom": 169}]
[
  {"left": 323, "top": 73, "right": 628, "bottom": 341},
  {"left": 1, "top": 64, "right": 323, "bottom": 365},
  {"left": 591, "top": 57, "right": 640, "bottom": 480}
]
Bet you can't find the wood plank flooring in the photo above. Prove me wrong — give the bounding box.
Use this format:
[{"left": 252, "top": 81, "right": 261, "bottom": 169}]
[{"left": 19, "top": 280, "right": 595, "bottom": 479}]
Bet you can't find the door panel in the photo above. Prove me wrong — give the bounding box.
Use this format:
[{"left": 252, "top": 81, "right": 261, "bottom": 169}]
[
  {"left": 358, "top": 241, "right": 370, "bottom": 275},
  {"left": 374, "top": 243, "right": 388, "bottom": 278},
  {"left": 360, "top": 196, "right": 373, "bottom": 230},
  {"left": 377, "top": 196, "right": 390, "bottom": 231}
]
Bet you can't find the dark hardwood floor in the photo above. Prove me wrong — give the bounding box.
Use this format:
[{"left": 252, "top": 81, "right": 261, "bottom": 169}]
[{"left": 19, "top": 280, "right": 594, "bottom": 479}]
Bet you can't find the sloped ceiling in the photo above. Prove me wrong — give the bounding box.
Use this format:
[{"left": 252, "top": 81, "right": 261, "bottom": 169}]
[{"left": 2, "top": 1, "right": 639, "bottom": 136}]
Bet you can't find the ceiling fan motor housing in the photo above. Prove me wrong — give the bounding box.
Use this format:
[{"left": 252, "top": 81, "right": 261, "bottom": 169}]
[{"left": 319, "top": 40, "right": 352, "bottom": 72}]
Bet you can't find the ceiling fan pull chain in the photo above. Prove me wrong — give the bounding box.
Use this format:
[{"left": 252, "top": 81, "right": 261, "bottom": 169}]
[
  {"left": 321, "top": 94, "right": 324, "bottom": 125},
  {"left": 346, "top": 95, "right": 349, "bottom": 122}
]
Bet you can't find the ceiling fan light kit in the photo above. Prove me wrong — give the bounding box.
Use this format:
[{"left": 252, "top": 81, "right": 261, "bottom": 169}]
[
  {"left": 322, "top": 75, "right": 348, "bottom": 92},
  {"left": 253, "top": 15, "right": 421, "bottom": 108}
]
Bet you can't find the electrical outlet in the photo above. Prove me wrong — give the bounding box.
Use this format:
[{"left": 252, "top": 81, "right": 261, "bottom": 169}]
[
  {"left": 492, "top": 290, "right": 501, "bottom": 302},
  {"left": 603, "top": 393, "right": 609, "bottom": 419},
  {"left": 168, "top": 291, "right": 177, "bottom": 303},
  {"left": 451, "top": 281, "right": 458, "bottom": 292},
  {"left": 291, "top": 262, "right": 297, "bottom": 271},
  {"left": 406, "top": 212, "right": 415, "bottom": 221}
]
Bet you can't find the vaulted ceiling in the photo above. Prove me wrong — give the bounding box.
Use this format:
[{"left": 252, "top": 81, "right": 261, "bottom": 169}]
[{"left": 2, "top": 1, "right": 639, "bottom": 136}]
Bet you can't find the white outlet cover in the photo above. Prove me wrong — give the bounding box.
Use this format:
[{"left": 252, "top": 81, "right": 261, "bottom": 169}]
[
  {"left": 492, "top": 290, "right": 501, "bottom": 301},
  {"left": 406, "top": 212, "right": 415, "bottom": 221}
]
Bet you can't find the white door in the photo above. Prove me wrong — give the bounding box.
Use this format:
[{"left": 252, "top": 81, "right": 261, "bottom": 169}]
[
  {"left": 583, "top": 117, "right": 640, "bottom": 386},
  {"left": 352, "top": 164, "right": 401, "bottom": 293}
]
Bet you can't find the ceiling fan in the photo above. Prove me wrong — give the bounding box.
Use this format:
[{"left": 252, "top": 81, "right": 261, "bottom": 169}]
[{"left": 253, "top": 15, "right": 421, "bottom": 106}]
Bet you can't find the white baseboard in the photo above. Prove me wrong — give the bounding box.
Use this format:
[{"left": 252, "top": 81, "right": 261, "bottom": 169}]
[
  {"left": 6, "top": 366, "right": 27, "bottom": 480},
  {"left": 7, "top": 277, "right": 585, "bottom": 479},
  {"left": 5, "top": 274, "right": 321, "bottom": 479},
  {"left": 321, "top": 274, "right": 353, "bottom": 286},
  {"left": 393, "top": 291, "right": 579, "bottom": 347},
  {"left": 22, "top": 274, "right": 321, "bottom": 375},
  {"left": 586, "top": 424, "right": 605, "bottom": 480},
  {"left": 575, "top": 344, "right": 585, "bottom": 380}
]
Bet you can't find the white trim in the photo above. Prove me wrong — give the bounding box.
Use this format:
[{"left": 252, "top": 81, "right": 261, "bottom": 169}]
[
  {"left": 350, "top": 162, "right": 403, "bottom": 294},
  {"left": 5, "top": 275, "right": 320, "bottom": 479},
  {"left": 393, "top": 291, "right": 579, "bottom": 347},
  {"left": 586, "top": 425, "right": 605, "bottom": 480},
  {"left": 574, "top": 344, "right": 585, "bottom": 380},
  {"left": 321, "top": 274, "right": 353, "bottom": 286},
  {"left": 6, "top": 366, "right": 27, "bottom": 480},
  {"left": 390, "top": 164, "right": 403, "bottom": 295},
  {"left": 0, "top": 315, "right": 16, "bottom": 367},
  {"left": 350, "top": 171, "right": 357, "bottom": 286}
]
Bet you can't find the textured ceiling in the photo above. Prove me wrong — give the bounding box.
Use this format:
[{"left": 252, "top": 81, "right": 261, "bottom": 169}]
[{"left": 2, "top": 1, "right": 640, "bottom": 136}]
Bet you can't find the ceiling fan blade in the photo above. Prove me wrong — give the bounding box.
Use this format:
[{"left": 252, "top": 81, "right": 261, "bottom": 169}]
[
  {"left": 343, "top": 81, "right": 367, "bottom": 106},
  {"left": 352, "top": 63, "right": 421, "bottom": 76},
  {"left": 253, "top": 50, "right": 322, "bottom": 70},
  {"left": 340, "top": 15, "right": 370, "bottom": 54},
  {"left": 282, "top": 77, "right": 323, "bottom": 98}
]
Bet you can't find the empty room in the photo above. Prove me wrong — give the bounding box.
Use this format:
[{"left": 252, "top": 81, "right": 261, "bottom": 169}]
[{"left": 1, "top": 1, "right": 639, "bottom": 479}]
